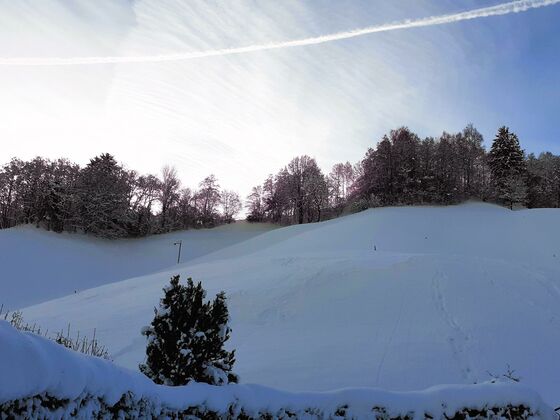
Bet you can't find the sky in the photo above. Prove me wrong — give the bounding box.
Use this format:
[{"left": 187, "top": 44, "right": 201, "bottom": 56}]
[{"left": 0, "top": 0, "right": 559, "bottom": 197}]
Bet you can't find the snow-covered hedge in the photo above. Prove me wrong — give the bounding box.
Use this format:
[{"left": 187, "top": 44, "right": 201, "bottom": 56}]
[{"left": 0, "top": 321, "right": 554, "bottom": 419}]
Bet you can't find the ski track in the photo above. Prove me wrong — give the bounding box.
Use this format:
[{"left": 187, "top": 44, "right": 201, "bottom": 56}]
[
  {"left": 534, "top": 270, "right": 560, "bottom": 302},
  {"left": 513, "top": 266, "right": 560, "bottom": 327},
  {"left": 375, "top": 289, "right": 406, "bottom": 386},
  {"left": 431, "top": 268, "right": 475, "bottom": 383}
]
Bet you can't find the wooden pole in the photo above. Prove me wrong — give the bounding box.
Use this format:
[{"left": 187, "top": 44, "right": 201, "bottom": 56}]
[{"left": 174, "top": 240, "right": 182, "bottom": 264}]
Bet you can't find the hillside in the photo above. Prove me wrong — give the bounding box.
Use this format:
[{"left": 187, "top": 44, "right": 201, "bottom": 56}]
[
  {"left": 14, "top": 203, "right": 560, "bottom": 405},
  {"left": 0, "top": 221, "right": 276, "bottom": 308}
]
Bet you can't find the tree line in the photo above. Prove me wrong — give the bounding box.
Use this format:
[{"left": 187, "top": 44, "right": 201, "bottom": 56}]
[
  {"left": 0, "top": 153, "right": 241, "bottom": 237},
  {"left": 246, "top": 125, "right": 560, "bottom": 223},
  {"left": 2, "top": 125, "right": 559, "bottom": 237}
]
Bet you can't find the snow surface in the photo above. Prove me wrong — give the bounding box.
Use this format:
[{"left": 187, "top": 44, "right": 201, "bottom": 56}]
[
  {"left": 0, "top": 321, "right": 554, "bottom": 418},
  {"left": 10, "top": 203, "right": 560, "bottom": 405},
  {"left": 0, "top": 221, "right": 276, "bottom": 308}
]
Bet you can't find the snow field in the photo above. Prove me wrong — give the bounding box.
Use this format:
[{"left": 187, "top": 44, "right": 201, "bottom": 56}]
[{"left": 6, "top": 203, "right": 560, "bottom": 405}]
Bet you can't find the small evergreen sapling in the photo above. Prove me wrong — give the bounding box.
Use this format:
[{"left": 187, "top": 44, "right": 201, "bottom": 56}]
[{"left": 139, "top": 275, "right": 238, "bottom": 386}]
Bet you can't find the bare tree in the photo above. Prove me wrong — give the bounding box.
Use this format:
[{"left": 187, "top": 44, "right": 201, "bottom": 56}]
[
  {"left": 174, "top": 188, "right": 197, "bottom": 228},
  {"left": 329, "top": 162, "right": 355, "bottom": 210},
  {"left": 221, "top": 190, "right": 242, "bottom": 223},
  {"left": 246, "top": 185, "right": 264, "bottom": 222},
  {"left": 130, "top": 174, "right": 161, "bottom": 236},
  {"left": 194, "top": 175, "right": 221, "bottom": 226},
  {"left": 286, "top": 156, "right": 325, "bottom": 224},
  {"left": 159, "top": 166, "right": 180, "bottom": 231}
]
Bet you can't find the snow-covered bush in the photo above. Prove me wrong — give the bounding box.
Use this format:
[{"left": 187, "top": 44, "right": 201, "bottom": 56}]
[
  {"left": 0, "top": 393, "right": 545, "bottom": 420},
  {"left": 139, "top": 275, "right": 238, "bottom": 386}
]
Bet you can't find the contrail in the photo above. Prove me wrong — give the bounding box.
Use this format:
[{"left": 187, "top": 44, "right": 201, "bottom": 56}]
[{"left": 1, "top": 0, "right": 558, "bottom": 66}]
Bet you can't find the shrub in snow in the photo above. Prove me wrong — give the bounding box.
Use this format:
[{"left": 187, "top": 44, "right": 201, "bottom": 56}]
[
  {"left": 139, "top": 275, "right": 238, "bottom": 386},
  {"left": 486, "top": 364, "right": 521, "bottom": 384},
  {"left": 53, "top": 325, "right": 111, "bottom": 361},
  {"left": 0, "top": 393, "right": 544, "bottom": 420},
  {"left": 0, "top": 304, "right": 110, "bottom": 360}
]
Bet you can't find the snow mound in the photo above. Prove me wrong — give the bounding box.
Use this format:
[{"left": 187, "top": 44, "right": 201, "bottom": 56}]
[{"left": 0, "top": 322, "right": 554, "bottom": 419}]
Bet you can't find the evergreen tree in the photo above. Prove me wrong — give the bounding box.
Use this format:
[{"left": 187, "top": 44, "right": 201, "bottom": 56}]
[
  {"left": 362, "top": 136, "right": 393, "bottom": 205},
  {"left": 74, "top": 154, "right": 132, "bottom": 237},
  {"left": 488, "top": 127, "right": 527, "bottom": 209},
  {"left": 43, "top": 180, "right": 64, "bottom": 233},
  {"left": 526, "top": 152, "right": 560, "bottom": 208},
  {"left": 140, "top": 275, "right": 238, "bottom": 386}
]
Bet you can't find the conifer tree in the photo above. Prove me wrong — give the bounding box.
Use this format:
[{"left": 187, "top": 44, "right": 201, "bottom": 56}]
[
  {"left": 74, "top": 153, "right": 132, "bottom": 237},
  {"left": 488, "top": 126, "right": 527, "bottom": 209},
  {"left": 139, "top": 275, "right": 238, "bottom": 386}
]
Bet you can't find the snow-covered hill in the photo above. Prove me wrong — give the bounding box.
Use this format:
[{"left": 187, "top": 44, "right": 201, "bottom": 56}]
[
  {"left": 0, "top": 222, "right": 277, "bottom": 308},
  {"left": 13, "top": 203, "right": 560, "bottom": 405}
]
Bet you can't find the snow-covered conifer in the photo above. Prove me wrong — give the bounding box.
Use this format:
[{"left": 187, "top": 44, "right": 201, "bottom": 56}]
[
  {"left": 488, "top": 127, "right": 527, "bottom": 209},
  {"left": 139, "top": 275, "right": 237, "bottom": 386},
  {"left": 74, "top": 153, "right": 132, "bottom": 237}
]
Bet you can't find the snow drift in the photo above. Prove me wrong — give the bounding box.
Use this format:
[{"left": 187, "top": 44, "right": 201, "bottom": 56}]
[{"left": 0, "top": 322, "right": 554, "bottom": 419}]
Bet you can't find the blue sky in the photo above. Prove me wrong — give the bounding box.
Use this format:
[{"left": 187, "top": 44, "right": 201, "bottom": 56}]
[{"left": 0, "top": 0, "right": 559, "bottom": 195}]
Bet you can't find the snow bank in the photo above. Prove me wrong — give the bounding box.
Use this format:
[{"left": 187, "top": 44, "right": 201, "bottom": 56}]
[{"left": 0, "top": 322, "right": 554, "bottom": 419}]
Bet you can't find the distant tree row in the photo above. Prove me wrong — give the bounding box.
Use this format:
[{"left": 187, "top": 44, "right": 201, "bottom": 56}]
[
  {"left": 246, "top": 125, "right": 560, "bottom": 224},
  {"left": 2, "top": 125, "right": 558, "bottom": 236},
  {"left": 0, "top": 153, "right": 241, "bottom": 237}
]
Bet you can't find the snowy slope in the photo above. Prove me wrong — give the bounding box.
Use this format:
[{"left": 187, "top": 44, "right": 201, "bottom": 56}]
[
  {"left": 0, "top": 222, "right": 276, "bottom": 308},
  {"left": 19, "top": 203, "right": 560, "bottom": 405}
]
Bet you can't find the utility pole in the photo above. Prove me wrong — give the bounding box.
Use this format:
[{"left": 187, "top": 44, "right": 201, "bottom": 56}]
[{"left": 174, "top": 240, "right": 182, "bottom": 264}]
